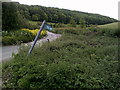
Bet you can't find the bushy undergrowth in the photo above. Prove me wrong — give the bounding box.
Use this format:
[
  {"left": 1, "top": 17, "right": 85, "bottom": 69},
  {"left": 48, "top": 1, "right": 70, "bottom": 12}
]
[
  {"left": 2, "top": 30, "right": 34, "bottom": 45},
  {"left": 2, "top": 29, "right": 47, "bottom": 45},
  {"left": 22, "top": 21, "right": 42, "bottom": 30},
  {"left": 21, "top": 28, "right": 47, "bottom": 36},
  {"left": 2, "top": 27, "right": 119, "bottom": 89}
]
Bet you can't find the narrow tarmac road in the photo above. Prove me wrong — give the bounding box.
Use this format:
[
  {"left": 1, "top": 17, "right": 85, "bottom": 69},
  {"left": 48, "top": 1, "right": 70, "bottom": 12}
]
[{"left": 1, "top": 31, "right": 61, "bottom": 61}]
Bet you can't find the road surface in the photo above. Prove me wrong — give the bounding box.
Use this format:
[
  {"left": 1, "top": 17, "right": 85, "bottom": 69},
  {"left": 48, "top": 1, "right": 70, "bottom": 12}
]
[{"left": 1, "top": 31, "right": 61, "bottom": 61}]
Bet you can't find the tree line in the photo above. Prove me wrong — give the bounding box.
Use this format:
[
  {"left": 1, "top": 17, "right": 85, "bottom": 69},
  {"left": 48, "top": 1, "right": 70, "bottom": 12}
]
[{"left": 2, "top": 2, "right": 118, "bottom": 30}]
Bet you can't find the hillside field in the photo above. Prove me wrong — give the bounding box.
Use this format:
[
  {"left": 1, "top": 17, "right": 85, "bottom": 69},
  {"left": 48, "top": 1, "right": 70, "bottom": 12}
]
[{"left": 99, "top": 22, "right": 118, "bottom": 29}]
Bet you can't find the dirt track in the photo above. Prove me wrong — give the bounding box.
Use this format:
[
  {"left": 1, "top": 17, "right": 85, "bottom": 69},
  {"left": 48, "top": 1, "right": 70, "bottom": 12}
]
[{"left": 1, "top": 31, "right": 61, "bottom": 61}]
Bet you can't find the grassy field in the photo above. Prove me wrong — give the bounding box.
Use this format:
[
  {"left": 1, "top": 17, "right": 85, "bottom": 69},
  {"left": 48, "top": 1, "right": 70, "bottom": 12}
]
[
  {"left": 2, "top": 23, "right": 119, "bottom": 89},
  {"left": 99, "top": 22, "right": 118, "bottom": 29},
  {"left": 98, "top": 22, "right": 119, "bottom": 38}
]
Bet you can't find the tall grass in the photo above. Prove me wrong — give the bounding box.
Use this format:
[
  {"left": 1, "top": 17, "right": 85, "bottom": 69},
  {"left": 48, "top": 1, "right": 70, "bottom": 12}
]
[
  {"left": 2, "top": 27, "right": 119, "bottom": 89},
  {"left": 98, "top": 22, "right": 119, "bottom": 37},
  {"left": 99, "top": 22, "right": 118, "bottom": 29}
]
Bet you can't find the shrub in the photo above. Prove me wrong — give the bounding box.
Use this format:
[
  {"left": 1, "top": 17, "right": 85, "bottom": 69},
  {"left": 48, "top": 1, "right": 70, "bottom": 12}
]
[
  {"left": 2, "top": 28, "right": 119, "bottom": 89},
  {"left": 21, "top": 28, "right": 47, "bottom": 36},
  {"left": 2, "top": 29, "right": 47, "bottom": 45},
  {"left": 2, "top": 36, "right": 16, "bottom": 45}
]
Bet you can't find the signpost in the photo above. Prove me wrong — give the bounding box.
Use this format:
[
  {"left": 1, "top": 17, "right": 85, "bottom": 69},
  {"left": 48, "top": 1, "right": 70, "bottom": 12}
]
[
  {"left": 27, "top": 20, "right": 46, "bottom": 55},
  {"left": 27, "top": 20, "right": 52, "bottom": 56}
]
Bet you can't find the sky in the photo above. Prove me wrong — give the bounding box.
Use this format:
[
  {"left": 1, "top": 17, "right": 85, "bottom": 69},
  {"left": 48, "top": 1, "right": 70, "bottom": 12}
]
[{"left": 10, "top": 0, "right": 120, "bottom": 20}]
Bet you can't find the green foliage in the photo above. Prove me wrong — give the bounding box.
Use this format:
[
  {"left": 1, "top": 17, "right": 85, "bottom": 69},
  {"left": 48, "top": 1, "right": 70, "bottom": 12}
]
[
  {"left": 3, "top": 26, "right": 119, "bottom": 89},
  {"left": 98, "top": 22, "right": 119, "bottom": 37},
  {"left": 2, "top": 30, "right": 35, "bottom": 45},
  {"left": 2, "top": 2, "right": 23, "bottom": 30},
  {"left": 32, "top": 14, "right": 39, "bottom": 21},
  {"left": 70, "top": 18, "right": 76, "bottom": 27},
  {"left": 2, "top": 29, "right": 47, "bottom": 45},
  {"left": 80, "top": 18, "right": 86, "bottom": 28},
  {"left": 2, "top": 2, "right": 118, "bottom": 30},
  {"left": 22, "top": 21, "right": 41, "bottom": 29},
  {"left": 99, "top": 22, "right": 118, "bottom": 29}
]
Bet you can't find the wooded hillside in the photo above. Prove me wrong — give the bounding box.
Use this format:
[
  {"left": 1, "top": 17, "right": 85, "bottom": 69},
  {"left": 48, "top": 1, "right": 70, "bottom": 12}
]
[{"left": 2, "top": 2, "right": 118, "bottom": 30}]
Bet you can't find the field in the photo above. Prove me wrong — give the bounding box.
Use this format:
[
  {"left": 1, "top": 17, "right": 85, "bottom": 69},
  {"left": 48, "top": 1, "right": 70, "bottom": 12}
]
[
  {"left": 2, "top": 23, "right": 119, "bottom": 89},
  {"left": 98, "top": 22, "right": 119, "bottom": 37},
  {"left": 99, "top": 22, "right": 118, "bottom": 29}
]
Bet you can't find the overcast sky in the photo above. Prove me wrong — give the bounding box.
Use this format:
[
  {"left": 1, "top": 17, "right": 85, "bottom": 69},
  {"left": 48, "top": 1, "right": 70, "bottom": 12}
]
[{"left": 11, "top": 0, "right": 119, "bottom": 20}]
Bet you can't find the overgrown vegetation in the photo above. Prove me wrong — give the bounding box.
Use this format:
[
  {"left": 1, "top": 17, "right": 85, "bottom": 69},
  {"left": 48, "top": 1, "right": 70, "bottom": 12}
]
[
  {"left": 2, "top": 24, "right": 119, "bottom": 89},
  {"left": 2, "top": 29, "right": 47, "bottom": 45},
  {"left": 2, "top": 1, "right": 119, "bottom": 89}
]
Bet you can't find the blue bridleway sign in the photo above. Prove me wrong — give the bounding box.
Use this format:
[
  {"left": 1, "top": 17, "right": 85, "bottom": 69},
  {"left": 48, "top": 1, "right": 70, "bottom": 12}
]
[{"left": 43, "top": 24, "right": 52, "bottom": 31}]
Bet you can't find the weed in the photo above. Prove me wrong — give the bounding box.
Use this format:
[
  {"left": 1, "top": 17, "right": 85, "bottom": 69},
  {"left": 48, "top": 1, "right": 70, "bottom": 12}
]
[{"left": 2, "top": 25, "right": 119, "bottom": 89}]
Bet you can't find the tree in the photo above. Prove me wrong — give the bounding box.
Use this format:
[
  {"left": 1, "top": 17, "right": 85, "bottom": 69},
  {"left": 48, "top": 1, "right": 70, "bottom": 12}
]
[
  {"left": 80, "top": 18, "right": 86, "bottom": 28},
  {"left": 42, "top": 12, "right": 48, "bottom": 21},
  {"left": 32, "top": 14, "right": 39, "bottom": 21},
  {"left": 2, "top": 2, "right": 22, "bottom": 30},
  {"left": 2, "top": 2, "right": 117, "bottom": 30},
  {"left": 66, "top": 15, "right": 71, "bottom": 24},
  {"left": 70, "top": 18, "right": 76, "bottom": 27},
  {"left": 52, "top": 14, "right": 58, "bottom": 23},
  {"left": 57, "top": 12, "right": 66, "bottom": 23}
]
